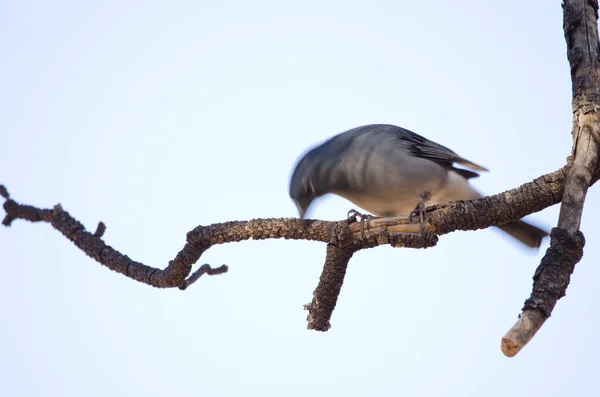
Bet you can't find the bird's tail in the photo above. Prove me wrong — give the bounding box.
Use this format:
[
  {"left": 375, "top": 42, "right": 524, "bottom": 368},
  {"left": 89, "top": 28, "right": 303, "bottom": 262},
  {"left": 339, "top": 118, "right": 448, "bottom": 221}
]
[{"left": 497, "top": 220, "right": 549, "bottom": 248}]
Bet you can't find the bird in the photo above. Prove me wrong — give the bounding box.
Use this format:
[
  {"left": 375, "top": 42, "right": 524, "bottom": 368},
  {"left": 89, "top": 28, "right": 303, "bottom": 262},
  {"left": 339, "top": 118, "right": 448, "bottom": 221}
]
[{"left": 289, "top": 124, "right": 548, "bottom": 248}]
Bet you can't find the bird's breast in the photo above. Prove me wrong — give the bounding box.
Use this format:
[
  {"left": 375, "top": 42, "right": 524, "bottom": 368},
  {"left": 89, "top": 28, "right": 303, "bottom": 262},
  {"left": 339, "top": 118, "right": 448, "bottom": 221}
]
[
  {"left": 335, "top": 192, "right": 419, "bottom": 217},
  {"left": 333, "top": 170, "right": 480, "bottom": 217}
]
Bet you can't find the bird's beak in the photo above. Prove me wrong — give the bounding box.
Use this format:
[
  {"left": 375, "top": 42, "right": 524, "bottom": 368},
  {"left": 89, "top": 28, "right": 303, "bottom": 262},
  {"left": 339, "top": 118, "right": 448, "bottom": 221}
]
[{"left": 294, "top": 200, "right": 306, "bottom": 219}]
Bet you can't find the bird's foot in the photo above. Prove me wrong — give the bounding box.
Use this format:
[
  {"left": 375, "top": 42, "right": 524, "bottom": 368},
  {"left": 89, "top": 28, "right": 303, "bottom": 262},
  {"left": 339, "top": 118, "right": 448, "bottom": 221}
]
[
  {"left": 409, "top": 192, "right": 431, "bottom": 235},
  {"left": 347, "top": 209, "right": 373, "bottom": 239}
]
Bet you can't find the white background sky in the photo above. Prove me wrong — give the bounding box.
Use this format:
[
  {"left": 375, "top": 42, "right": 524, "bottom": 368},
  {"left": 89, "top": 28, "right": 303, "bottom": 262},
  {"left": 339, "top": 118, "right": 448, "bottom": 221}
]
[{"left": 1, "top": 1, "right": 599, "bottom": 396}]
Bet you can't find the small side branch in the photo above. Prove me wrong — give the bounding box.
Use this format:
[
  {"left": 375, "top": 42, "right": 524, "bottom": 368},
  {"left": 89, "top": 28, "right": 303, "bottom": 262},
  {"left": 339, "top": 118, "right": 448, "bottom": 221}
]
[
  {"left": 306, "top": 244, "right": 355, "bottom": 331},
  {"left": 179, "top": 264, "right": 229, "bottom": 290},
  {"left": 94, "top": 222, "right": 106, "bottom": 238},
  {"left": 501, "top": 228, "right": 585, "bottom": 357}
]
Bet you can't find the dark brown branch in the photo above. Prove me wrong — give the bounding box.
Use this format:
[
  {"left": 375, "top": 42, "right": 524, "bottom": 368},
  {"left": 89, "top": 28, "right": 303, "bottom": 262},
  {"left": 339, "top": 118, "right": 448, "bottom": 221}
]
[
  {"left": 501, "top": 0, "right": 600, "bottom": 357},
  {"left": 306, "top": 244, "right": 355, "bottom": 331},
  {"left": 0, "top": 163, "right": 589, "bottom": 289},
  {"left": 1, "top": 187, "right": 226, "bottom": 288},
  {"left": 179, "top": 264, "right": 229, "bottom": 290},
  {"left": 93, "top": 222, "right": 106, "bottom": 238},
  {"left": 524, "top": 228, "right": 585, "bottom": 316},
  {"left": 426, "top": 167, "right": 568, "bottom": 235},
  {"left": 0, "top": 185, "right": 8, "bottom": 199}
]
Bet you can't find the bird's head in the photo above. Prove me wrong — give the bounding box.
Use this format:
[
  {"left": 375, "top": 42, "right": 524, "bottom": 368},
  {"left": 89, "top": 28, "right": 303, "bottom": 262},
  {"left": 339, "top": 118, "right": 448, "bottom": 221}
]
[{"left": 289, "top": 157, "right": 318, "bottom": 218}]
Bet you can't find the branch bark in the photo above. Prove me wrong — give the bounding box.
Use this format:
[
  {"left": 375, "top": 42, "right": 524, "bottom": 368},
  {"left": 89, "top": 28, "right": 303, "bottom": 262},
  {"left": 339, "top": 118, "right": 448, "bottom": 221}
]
[
  {"left": 306, "top": 244, "right": 355, "bottom": 331},
  {"left": 501, "top": 0, "right": 600, "bottom": 357}
]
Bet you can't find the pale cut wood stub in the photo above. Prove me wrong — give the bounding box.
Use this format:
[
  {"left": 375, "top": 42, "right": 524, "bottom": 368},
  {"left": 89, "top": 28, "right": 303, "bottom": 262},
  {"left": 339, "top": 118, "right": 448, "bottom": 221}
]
[
  {"left": 501, "top": 310, "right": 547, "bottom": 357},
  {"left": 501, "top": 0, "right": 600, "bottom": 357}
]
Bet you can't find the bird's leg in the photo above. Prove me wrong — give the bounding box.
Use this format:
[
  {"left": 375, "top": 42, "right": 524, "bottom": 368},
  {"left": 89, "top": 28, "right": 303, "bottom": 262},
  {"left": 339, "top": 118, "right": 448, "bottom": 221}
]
[
  {"left": 347, "top": 209, "right": 373, "bottom": 239},
  {"left": 346, "top": 209, "right": 361, "bottom": 221},
  {"left": 410, "top": 192, "right": 431, "bottom": 235}
]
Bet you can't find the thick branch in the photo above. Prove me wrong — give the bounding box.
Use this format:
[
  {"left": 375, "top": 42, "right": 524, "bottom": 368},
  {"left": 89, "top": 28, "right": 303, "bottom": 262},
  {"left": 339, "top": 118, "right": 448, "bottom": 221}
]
[{"left": 501, "top": 0, "right": 600, "bottom": 357}]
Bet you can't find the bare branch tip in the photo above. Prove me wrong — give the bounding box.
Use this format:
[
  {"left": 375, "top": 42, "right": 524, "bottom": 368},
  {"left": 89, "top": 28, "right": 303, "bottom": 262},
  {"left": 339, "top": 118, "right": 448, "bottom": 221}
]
[
  {"left": 203, "top": 263, "right": 229, "bottom": 275},
  {"left": 501, "top": 309, "right": 548, "bottom": 357},
  {"left": 178, "top": 264, "right": 229, "bottom": 290},
  {"left": 53, "top": 204, "right": 64, "bottom": 213},
  {"left": 94, "top": 222, "right": 106, "bottom": 238},
  {"left": 0, "top": 185, "right": 9, "bottom": 199}
]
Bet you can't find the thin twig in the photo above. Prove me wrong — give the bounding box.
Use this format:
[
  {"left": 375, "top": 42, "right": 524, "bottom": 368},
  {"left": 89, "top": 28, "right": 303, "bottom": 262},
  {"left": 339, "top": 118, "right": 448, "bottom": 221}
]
[
  {"left": 94, "top": 222, "right": 106, "bottom": 238},
  {"left": 179, "top": 264, "right": 229, "bottom": 290}
]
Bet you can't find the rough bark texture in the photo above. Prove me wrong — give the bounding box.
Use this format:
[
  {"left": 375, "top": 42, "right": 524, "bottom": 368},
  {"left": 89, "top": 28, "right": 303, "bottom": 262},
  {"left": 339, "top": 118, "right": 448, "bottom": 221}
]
[
  {"left": 306, "top": 245, "right": 355, "bottom": 331},
  {"left": 560, "top": 0, "right": 600, "bottom": 234},
  {"left": 427, "top": 168, "right": 568, "bottom": 234},
  {"left": 501, "top": 0, "right": 600, "bottom": 357},
  {"left": 523, "top": 228, "right": 585, "bottom": 317}
]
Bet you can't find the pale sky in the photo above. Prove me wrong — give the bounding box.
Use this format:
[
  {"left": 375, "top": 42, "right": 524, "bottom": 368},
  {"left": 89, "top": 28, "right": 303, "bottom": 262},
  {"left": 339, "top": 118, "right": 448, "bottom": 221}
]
[{"left": 1, "top": 1, "right": 599, "bottom": 396}]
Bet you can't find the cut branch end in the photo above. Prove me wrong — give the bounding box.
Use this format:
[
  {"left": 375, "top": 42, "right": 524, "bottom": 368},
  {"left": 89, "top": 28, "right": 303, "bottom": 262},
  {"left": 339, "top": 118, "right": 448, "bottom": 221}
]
[{"left": 501, "top": 309, "right": 547, "bottom": 357}]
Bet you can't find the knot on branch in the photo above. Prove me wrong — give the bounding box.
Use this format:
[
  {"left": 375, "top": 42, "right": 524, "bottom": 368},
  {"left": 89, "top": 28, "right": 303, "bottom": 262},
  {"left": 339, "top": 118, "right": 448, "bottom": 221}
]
[
  {"left": 523, "top": 228, "right": 585, "bottom": 317},
  {"left": 331, "top": 219, "right": 354, "bottom": 246},
  {"left": 572, "top": 93, "right": 600, "bottom": 115}
]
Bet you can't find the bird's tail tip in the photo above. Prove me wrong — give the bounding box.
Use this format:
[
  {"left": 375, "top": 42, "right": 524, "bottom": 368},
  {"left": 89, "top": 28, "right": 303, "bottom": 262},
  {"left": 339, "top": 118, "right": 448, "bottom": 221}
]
[
  {"left": 498, "top": 220, "right": 549, "bottom": 249},
  {"left": 457, "top": 157, "right": 489, "bottom": 172}
]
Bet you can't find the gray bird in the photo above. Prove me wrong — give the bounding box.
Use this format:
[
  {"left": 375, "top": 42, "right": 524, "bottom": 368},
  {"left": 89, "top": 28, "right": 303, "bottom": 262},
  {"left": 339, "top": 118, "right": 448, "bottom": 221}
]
[{"left": 289, "top": 124, "right": 548, "bottom": 248}]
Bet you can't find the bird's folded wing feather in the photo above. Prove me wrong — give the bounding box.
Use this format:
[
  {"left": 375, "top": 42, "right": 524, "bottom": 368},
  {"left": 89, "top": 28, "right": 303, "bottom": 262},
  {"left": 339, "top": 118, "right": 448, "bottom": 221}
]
[{"left": 391, "top": 126, "right": 488, "bottom": 173}]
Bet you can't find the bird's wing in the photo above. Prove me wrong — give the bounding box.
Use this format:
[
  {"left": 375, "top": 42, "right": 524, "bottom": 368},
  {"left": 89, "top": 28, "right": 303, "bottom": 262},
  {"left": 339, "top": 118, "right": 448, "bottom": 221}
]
[{"left": 387, "top": 125, "right": 488, "bottom": 173}]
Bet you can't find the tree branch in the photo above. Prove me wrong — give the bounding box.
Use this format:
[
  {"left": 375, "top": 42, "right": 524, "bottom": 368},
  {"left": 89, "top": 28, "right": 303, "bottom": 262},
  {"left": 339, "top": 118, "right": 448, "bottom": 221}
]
[
  {"left": 501, "top": 0, "right": 600, "bottom": 357},
  {"left": 0, "top": 163, "right": 589, "bottom": 288},
  {"left": 2, "top": 133, "right": 599, "bottom": 334}
]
